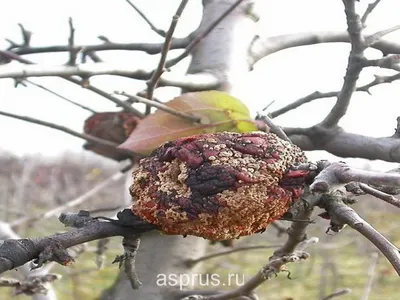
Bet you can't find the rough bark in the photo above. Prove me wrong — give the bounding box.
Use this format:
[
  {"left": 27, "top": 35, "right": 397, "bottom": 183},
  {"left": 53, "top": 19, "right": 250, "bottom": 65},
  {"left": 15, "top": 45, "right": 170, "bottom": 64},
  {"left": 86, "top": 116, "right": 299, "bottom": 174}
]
[
  {"left": 0, "top": 222, "right": 57, "bottom": 300},
  {"left": 100, "top": 1, "right": 259, "bottom": 299}
]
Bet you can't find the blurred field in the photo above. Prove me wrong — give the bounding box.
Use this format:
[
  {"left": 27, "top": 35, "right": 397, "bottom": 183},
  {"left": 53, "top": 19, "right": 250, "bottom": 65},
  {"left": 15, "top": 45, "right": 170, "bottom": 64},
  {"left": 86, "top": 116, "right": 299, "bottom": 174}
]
[{"left": 1, "top": 152, "right": 399, "bottom": 300}]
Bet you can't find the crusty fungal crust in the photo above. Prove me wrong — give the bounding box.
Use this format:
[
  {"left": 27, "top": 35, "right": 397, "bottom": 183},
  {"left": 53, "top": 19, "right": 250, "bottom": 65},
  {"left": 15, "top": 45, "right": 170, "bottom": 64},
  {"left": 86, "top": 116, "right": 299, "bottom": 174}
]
[{"left": 130, "top": 131, "right": 308, "bottom": 240}]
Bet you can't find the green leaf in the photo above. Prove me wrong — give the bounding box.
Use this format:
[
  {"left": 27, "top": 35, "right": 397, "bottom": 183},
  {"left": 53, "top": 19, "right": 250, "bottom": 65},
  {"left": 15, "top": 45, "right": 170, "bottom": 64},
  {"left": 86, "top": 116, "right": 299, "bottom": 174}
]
[{"left": 118, "top": 91, "right": 257, "bottom": 155}]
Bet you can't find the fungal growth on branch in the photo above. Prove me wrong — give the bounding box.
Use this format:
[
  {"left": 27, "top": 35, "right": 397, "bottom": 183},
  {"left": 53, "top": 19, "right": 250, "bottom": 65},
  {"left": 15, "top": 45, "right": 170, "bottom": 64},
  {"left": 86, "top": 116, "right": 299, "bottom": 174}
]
[
  {"left": 83, "top": 111, "right": 139, "bottom": 160},
  {"left": 130, "top": 131, "right": 309, "bottom": 240}
]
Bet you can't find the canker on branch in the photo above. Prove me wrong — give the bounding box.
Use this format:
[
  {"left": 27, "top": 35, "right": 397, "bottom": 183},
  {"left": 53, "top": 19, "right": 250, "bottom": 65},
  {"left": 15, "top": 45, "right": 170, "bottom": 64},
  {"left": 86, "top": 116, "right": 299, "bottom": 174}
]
[{"left": 130, "top": 131, "right": 309, "bottom": 241}]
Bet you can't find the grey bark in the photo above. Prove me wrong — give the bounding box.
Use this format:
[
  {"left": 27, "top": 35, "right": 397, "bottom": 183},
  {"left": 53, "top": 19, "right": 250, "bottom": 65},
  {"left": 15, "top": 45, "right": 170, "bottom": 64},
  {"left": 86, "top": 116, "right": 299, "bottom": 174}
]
[
  {"left": 100, "top": 1, "right": 259, "bottom": 299},
  {"left": 0, "top": 222, "right": 57, "bottom": 300}
]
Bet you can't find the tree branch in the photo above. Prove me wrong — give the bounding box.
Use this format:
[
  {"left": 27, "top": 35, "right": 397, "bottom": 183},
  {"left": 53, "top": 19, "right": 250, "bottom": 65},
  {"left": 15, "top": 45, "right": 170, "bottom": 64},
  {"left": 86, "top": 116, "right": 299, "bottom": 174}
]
[
  {"left": 249, "top": 31, "right": 400, "bottom": 66},
  {"left": 6, "top": 39, "right": 191, "bottom": 56},
  {"left": 24, "top": 79, "right": 96, "bottom": 114},
  {"left": 0, "top": 50, "right": 145, "bottom": 117},
  {"left": 125, "top": 0, "right": 167, "bottom": 37},
  {"left": 0, "top": 216, "right": 156, "bottom": 274},
  {"left": 320, "top": 0, "right": 365, "bottom": 128},
  {"left": 320, "top": 194, "right": 400, "bottom": 276},
  {"left": 269, "top": 71, "right": 400, "bottom": 118},
  {"left": 286, "top": 123, "right": 400, "bottom": 163},
  {"left": 0, "top": 110, "right": 135, "bottom": 158},
  {"left": 146, "top": 0, "right": 189, "bottom": 108}
]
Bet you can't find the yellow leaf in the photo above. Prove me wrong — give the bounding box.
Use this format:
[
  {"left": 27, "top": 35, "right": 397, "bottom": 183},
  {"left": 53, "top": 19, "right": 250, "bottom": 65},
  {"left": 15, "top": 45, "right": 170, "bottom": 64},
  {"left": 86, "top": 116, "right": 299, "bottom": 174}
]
[{"left": 118, "top": 91, "right": 257, "bottom": 155}]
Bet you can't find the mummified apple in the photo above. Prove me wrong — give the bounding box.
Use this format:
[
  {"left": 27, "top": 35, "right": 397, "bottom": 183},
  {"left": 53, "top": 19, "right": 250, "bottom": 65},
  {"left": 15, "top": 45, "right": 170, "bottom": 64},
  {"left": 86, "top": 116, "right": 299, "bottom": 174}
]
[{"left": 130, "top": 131, "right": 309, "bottom": 241}]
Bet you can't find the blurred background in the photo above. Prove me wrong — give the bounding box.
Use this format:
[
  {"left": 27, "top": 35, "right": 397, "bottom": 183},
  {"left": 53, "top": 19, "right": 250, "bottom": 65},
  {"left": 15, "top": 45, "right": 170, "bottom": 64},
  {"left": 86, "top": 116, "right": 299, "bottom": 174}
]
[{"left": 1, "top": 0, "right": 400, "bottom": 299}]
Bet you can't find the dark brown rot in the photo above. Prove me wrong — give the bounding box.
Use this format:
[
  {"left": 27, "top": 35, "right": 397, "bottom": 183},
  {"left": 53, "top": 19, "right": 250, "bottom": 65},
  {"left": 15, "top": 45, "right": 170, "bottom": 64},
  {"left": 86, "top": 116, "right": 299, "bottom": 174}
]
[
  {"left": 83, "top": 112, "right": 139, "bottom": 161},
  {"left": 130, "top": 131, "right": 309, "bottom": 241}
]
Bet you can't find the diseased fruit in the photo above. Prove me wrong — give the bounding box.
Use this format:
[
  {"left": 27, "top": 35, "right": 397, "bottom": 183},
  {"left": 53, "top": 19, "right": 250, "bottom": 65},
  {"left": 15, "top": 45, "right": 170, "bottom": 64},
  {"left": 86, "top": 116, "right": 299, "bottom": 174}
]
[
  {"left": 130, "top": 131, "right": 309, "bottom": 241},
  {"left": 83, "top": 112, "right": 139, "bottom": 161}
]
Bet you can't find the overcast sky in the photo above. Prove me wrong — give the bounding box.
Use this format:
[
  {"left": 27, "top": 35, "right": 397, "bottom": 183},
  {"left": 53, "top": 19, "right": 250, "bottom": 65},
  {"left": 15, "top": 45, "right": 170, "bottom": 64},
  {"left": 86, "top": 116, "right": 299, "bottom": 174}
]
[{"left": 1, "top": 0, "right": 400, "bottom": 170}]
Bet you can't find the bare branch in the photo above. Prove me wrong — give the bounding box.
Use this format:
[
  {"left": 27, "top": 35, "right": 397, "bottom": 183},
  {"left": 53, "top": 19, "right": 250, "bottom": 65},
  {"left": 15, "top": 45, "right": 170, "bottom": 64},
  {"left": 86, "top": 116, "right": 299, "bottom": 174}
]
[
  {"left": 358, "top": 183, "right": 400, "bottom": 208},
  {"left": 310, "top": 161, "right": 400, "bottom": 193},
  {"left": 320, "top": 0, "right": 365, "bottom": 128},
  {"left": 113, "top": 235, "right": 142, "bottom": 289},
  {"left": 0, "top": 110, "right": 135, "bottom": 158},
  {"left": 8, "top": 38, "right": 191, "bottom": 56},
  {"left": 146, "top": 0, "right": 189, "bottom": 111},
  {"left": 0, "top": 215, "right": 156, "bottom": 274},
  {"left": 249, "top": 31, "right": 400, "bottom": 67},
  {"left": 0, "top": 50, "right": 144, "bottom": 117},
  {"left": 0, "top": 60, "right": 220, "bottom": 91},
  {"left": 256, "top": 112, "right": 292, "bottom": 143},
  {"left": 125, "top": 0, "right": 166, "bottom": 37},
  {"left": 17, "top": 23, "right": 32, "bottom": 47},
  {"left": 67, "top": 17, "right": 77, "bottom": 66},
  {"left": 158, "top": 71, "right": 220, "bottom": 90},
  {"left": 0, "top": 273, "right": 61, "bottom": 296},
  {"left": 321, "top": 195, "right": 400, "bottom": 276},
  {"left": 361, "top": 0, "right": 381, "bottom": 26},
  {"left": 269, "top": 70, "right": 400, "bottom": 118},
  {"left": 366, "top": 24, "right": 400, "bottom": 47},
  {"left": 184, "top": 244, "right": 282, "bottom": 268},
  {"left": 285, "top": 123, "right": 400, "bottom": 163},
  {"left": 25, "top": 79, "right": 96, "bottom": 114}
]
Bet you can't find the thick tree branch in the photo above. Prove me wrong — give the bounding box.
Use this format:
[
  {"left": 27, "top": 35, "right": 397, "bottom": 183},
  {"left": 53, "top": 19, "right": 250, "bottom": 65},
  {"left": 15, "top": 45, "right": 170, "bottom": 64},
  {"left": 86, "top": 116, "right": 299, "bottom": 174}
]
[
  {"left": 249, "top": 31, "right": 400, "bottom": 66},
  {"left": 0, "top": 214, "right": 156, "bottom": 274},
  {"left": 286, "top": 124, "right": 400, "bottom": 163},
  {"left": 320, "top": 0, "right": 365, "bottom": 128}
]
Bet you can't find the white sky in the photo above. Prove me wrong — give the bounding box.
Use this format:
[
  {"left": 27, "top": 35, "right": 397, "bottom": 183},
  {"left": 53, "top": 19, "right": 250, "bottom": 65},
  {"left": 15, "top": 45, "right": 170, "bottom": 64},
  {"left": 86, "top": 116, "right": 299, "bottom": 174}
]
[{"left": 1, "top": 0, "right": 400, "bottom": 170}]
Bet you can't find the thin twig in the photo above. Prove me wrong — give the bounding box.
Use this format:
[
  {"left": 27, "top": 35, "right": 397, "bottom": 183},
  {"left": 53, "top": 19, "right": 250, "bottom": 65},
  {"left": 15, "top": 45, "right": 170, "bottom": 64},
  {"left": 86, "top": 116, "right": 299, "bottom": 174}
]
[
  {"left": 0, "top": 50, "right": 144, "bottom": 117},
  {"left": 117, "top": 91, "right": 201, "bottom": 123},
  {"left": 67, "top": 17, "right": 77, "bottom": 65},
  {"left": 361, "top": 0, "right": 381, "bottom": 26},
  {"left": 165, "top": 0, "right": 244, "bottom": 69},
  {"left": 0, "top": 216, "right": 156, "bottom": 274},
  {"left": 269, "top": 71, "right": 400, "bottom": 118},
  {"left": 25, "top": 79, "right": 96, "bottom": 113},
  {"left": 125, "top": 0, "right": 166, "bottom": 37},
  {"left": 361, "top": 252, "right": 379, "bottom": 300},
  {"left": 256, "top": 113, "right": 292, "bottom": 143},
  {"left": 184, "top": 245, "right": 282, "bottom": 268},
  {"left": 322, "top": 196, "right": 400, "bottom": 275},
  {"left": 0, "top": 110, "right": 134, "bottom": 157},
  {"left": 146, "top": 0, "right": 189, "bottom": 114},
  {"left": 17, "top": 23, "right": 32, "bottom": 47},
  {"left": 366, "top": 24, "right": 400, "bottom": 47},
  {"left": 359, "top": 183, "right": 400, "bottom": 208}
]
